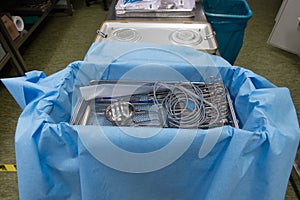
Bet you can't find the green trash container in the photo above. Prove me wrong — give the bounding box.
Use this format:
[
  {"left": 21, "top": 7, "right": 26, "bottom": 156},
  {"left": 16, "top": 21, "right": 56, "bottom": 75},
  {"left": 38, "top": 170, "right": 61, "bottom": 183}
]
[{"left": 202, "top": 0, "right": 252, "bottom": 65}]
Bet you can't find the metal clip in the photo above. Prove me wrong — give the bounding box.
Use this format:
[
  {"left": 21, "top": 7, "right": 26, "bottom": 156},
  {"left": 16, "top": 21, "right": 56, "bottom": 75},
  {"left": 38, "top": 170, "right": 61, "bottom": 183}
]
[
  {"left": 96, "top": 30, "right": 108, "bottom": 38},
  {"left": 204, "top": 31, "right": 216, "bottom": 40}
]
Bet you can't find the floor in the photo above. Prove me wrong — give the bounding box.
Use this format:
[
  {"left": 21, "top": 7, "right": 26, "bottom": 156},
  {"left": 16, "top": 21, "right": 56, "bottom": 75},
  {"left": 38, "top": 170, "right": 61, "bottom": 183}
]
[{"left": 0, "top": 0, "right": 299, "bottom": 199}]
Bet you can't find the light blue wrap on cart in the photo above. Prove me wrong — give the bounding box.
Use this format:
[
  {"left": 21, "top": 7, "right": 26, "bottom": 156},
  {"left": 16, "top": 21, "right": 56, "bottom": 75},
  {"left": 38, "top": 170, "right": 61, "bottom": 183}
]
[{"left": 2, "top": 42, "right": 300, "bottom": 200}]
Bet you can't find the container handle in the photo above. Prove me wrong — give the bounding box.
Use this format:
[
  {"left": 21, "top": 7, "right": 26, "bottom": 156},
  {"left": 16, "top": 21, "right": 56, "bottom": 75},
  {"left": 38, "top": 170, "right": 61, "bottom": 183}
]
[
  {"left": 204, "top": 31, "right": 216, "bottom": 40},
  {"left": 96, "top": 30, "right": 108, "bottom": 38}
]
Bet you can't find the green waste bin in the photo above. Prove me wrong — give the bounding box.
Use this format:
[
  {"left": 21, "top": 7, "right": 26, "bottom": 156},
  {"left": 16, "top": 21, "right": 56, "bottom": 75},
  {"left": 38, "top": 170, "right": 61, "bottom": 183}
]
[{"left": 202, "top": 0, "right": 252, "bottom": 65}]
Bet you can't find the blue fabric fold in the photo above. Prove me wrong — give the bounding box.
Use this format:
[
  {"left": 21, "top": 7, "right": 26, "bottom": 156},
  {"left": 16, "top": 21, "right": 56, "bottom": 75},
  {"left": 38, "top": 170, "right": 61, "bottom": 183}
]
[
  {"left": 2, "top": 71, "right": 46, "bottom": 109},
  {"left": 2, "top": 42, "right": 299, "bottom": 200}
]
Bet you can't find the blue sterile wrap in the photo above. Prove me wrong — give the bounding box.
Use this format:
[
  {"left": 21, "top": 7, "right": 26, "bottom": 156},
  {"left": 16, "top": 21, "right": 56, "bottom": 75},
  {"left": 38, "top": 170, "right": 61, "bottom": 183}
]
[
  {"left": 123, "top": 0, "right": 142, "bottom": 5},
  {"left": 2, "top": 42, "right": 300, "bottom": 200}
]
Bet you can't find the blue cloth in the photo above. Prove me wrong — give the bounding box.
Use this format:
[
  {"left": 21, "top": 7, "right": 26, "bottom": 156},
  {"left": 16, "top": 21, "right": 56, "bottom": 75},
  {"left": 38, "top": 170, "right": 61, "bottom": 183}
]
[
  {"left": 123, "top": 0, "right": 142, "bottom": 4},
  {"left": 2, "top": 42, "right": 300, "bottom": 200}
]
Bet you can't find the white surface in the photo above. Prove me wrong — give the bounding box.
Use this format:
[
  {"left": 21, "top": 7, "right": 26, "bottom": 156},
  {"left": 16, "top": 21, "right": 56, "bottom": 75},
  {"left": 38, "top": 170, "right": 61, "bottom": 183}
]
[{"left": 268, "top": 0, "right": 300, "bottom": 56}]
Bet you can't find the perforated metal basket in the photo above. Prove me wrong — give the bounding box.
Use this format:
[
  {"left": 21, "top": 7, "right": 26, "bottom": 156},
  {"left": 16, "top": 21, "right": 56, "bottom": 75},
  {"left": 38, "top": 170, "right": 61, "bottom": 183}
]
[{"left": 71, "top": 80, "right": 239, "bottom": 129}]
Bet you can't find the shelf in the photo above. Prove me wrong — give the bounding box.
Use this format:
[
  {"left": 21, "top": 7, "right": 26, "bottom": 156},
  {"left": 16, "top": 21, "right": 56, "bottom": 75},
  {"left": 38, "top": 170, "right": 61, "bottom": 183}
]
[
  {"left": 0, "top": 53, "right": 11, "bottom": 71},
  {"left": 0, "top": 0, "right": 73, "bottom": 76},
  {"left": 14, "top": 7, "right": 54, "bottom": 49},
  {"left": 0, "top": 31, "right": 25, "bottom": 75},
  {"left": 8, "top": 0, "right": 59, "bottom": 49},
  {"left": 0, "top": 31, "right": 12, "bottom": 71}
]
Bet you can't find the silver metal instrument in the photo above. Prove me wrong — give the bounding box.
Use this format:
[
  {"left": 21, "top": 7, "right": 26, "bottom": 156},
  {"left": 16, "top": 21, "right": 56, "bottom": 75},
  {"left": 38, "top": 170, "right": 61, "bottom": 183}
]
[{"left": 71, "top": 79, "right": 239, "bottom": 129}]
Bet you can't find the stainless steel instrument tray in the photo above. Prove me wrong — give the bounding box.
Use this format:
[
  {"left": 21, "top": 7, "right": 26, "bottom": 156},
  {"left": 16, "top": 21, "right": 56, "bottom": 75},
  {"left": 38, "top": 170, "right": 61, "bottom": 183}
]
[
  {"left": 115, "top": 0, "right": 195, "bottom": 18},
  {"left": 71, "top": 80, "right": 239, "bottom": 129},
  {"left": 95, "top": 20, "right": 218, "bottom": 54}
]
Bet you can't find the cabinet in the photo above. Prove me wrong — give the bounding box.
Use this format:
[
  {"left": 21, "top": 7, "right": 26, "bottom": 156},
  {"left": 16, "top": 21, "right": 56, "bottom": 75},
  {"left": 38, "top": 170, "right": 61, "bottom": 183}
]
[
  {"left": 0, "top": 30, "right": 25, "bottom": 75},
  {"left": 268, "top": 0, "right": 300, "bottom": 56},
  {"left": 0, "top": 0, "right": 73, "bottom": 75}
]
